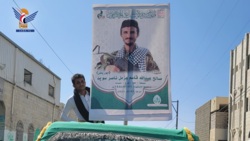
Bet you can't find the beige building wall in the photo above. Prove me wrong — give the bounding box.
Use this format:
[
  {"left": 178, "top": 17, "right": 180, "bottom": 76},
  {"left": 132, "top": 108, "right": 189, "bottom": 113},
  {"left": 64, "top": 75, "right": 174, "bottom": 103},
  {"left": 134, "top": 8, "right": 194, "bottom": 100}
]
[
  {"left": 210, "top": 111, "right": 228, "bottom": 141},
  {"left": 0, "top": 32, "right": 64, "bottom": 141},
  {"left": 211, "top": 97, "right": 228, "bottom": 112},
  {"left": 229, "top": 33, "right": 250, "bottom": 141},
  {"left": 195, "top": 101, "right": 211, "bottom": 141},
  {"left": 210, "top": 129, "right": 228, "bottom": 141},
  {"left": 196, "top": 97, "right": 228, "bottom": 141},
  {"left": 2, "top": 81, "right": 63, "bottom": 139}
]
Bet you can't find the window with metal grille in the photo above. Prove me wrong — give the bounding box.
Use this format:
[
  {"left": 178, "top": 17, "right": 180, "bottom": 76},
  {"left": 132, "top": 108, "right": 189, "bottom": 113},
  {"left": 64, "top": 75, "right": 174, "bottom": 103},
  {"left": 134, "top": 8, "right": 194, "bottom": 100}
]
[
  {"left": 49, "top": 85, "right": 54, "bottom": 97},
  {"left": 24, "top": 69, "right": 32, "bottom": 85}
]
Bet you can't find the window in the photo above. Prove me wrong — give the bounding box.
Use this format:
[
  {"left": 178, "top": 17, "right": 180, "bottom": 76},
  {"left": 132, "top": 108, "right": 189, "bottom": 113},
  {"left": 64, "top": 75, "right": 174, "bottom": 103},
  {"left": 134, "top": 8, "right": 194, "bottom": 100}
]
[
  {"left": 248, "top": 55, "right": 250, "bottom": 69},
  {"left": 246, "top": 98, "right": 249, "bottom": 112},
  {"left": 16, "top": 120, "right": 24, "bottom": 141},
  {"left": 28, "top": 124, "right": 34, "bottom": 141},
  {"left": 219, "top": 104, "right": 228, "bottom": 112},
  {"left": 24, "top": 69, "right": 32, "bottom": 85},
  {"left": 49, "top": 85, "right": 54, "bottom": 97}
]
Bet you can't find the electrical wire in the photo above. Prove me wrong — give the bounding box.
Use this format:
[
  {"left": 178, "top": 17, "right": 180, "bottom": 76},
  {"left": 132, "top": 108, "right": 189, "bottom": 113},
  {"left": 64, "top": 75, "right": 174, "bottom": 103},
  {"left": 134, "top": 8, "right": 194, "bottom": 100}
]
[
  {"left": 176, "top": 0, "right": 226, "bottom": 94},
  {"left": 12, "top": 0, "right": 73, "bottom": 75},
  {"left": 178, "top": 0, "right": 241, "bottom": 106}
]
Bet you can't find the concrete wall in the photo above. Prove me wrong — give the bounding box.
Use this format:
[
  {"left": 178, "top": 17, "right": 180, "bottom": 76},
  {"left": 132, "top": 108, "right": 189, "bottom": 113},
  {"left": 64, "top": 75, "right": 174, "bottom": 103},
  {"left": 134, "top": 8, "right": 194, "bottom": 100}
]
[
  {"left": 0, "top": 32, "right": 61, "bottom": 105},
  {"left": 229, "top": 33, "right": 250, "bottom": 141},
  {"left": 0, "top": 32, "right": 64, "bottom": 141},
  {"left": 195, "top": 100, "right": 211, "bottom": 141},
  {"left": 210, "top": 128, "right": 228, "bottom": 141},
  {"left": 2, "top": 81, "right": 63, "bottom": 141}
]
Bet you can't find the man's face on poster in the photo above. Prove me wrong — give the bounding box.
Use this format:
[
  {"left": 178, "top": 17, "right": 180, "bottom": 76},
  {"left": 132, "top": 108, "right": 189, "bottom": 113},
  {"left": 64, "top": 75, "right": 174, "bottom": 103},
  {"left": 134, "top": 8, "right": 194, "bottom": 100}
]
[{"left": 120, "top": 26, "right": 139, "bottom": 47}]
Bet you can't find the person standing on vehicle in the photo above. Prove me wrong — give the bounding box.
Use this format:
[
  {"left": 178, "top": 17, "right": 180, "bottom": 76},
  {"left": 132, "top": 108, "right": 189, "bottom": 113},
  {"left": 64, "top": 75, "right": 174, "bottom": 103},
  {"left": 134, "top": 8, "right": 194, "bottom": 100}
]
[{"left": 60, "top": 73, "right": 104, "bottom": 123}]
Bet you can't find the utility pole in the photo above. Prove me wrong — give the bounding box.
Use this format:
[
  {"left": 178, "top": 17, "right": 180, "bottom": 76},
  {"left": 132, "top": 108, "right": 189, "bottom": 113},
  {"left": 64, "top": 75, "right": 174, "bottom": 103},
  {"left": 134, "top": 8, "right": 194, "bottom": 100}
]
[
  {"left": 172, "top": 100, "right": 179, "bottom": 129},
  {"left": 124, "top": 120, "right": 128, "bottom": 125}
]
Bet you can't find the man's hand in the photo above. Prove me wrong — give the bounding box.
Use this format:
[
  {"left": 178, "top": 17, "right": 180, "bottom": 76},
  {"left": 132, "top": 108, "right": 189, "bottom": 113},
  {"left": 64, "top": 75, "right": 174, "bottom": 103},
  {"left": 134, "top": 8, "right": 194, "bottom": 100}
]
[{"left": 105, "top": 65, "right": 120, "bottom": 72}]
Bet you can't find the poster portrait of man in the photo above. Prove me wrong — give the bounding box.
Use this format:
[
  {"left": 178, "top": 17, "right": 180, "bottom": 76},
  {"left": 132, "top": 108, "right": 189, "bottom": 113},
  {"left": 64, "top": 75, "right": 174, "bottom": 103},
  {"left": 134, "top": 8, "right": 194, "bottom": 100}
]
[
  {"left": 95, "top": 19, "right": 160, "bottom": 73},
  {"left": 90, "top": 4, "right": 171, "bottom": 121}
]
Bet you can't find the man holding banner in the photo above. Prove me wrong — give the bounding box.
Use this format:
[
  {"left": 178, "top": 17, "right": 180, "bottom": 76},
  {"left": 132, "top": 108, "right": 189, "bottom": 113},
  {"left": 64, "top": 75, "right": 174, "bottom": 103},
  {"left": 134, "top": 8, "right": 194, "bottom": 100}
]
[{"left": 60, "top": 73, "right": 104, "bottom": 123}]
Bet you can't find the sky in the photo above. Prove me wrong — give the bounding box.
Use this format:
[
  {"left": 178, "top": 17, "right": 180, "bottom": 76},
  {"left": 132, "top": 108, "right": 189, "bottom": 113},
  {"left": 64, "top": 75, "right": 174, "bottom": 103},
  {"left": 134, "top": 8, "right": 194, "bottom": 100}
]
[{"left": 1, "top": 0, "right": 250, "bottom": 132}]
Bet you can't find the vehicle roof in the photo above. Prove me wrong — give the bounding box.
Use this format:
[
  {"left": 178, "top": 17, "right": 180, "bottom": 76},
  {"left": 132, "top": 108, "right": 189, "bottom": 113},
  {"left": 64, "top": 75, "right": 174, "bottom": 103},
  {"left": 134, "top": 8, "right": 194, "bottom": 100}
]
[{"left": 37, "top": 121, "right": 199, "bottom": 141}]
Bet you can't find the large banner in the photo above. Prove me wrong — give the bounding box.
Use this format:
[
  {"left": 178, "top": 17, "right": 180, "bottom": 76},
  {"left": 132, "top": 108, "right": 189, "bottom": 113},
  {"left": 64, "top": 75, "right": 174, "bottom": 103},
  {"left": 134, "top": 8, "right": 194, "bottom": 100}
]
[{"left": 90, "top": 4, "right": 171, "bottom": 121}]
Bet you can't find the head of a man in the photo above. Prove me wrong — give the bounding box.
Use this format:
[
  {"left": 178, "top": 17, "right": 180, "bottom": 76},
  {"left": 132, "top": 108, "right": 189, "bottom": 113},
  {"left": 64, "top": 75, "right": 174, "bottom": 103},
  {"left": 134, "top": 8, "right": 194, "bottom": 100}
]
[
  {"left": 120, "top": 19, "right": 140, "bottom": 47},
  {"left": 71, "top": 73, "right": 86, "bottom": 91}
]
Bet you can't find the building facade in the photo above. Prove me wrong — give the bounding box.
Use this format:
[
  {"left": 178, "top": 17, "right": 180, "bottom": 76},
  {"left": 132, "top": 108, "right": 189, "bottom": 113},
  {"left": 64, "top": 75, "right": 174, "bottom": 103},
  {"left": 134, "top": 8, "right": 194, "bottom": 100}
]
[
  {"left": 229, "top": 33, "right": 250, "bottom": 141},
  {"left": 195, "top": 97, "right": 228, "bottom": 141},
  {"left": 0, "top": 32, "right": 63, "bottom": 141}
]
